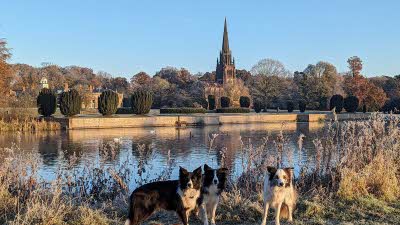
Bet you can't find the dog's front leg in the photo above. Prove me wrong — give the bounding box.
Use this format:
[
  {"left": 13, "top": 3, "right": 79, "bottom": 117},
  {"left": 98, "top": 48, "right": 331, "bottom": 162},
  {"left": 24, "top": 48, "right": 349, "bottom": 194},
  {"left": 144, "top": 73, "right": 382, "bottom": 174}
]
[
  {"left": 210, "top": 197, "right": 219, "bottom": 225},
  {"left": 260, "top": 202, "right": 269, "bottom": 225},
  {"left": 275, "top": 202, "right": 282, "bottom": 225},
  {"left": 177, "top": 209, "right": 189, "bottom": 225},
  {"left": 200, "top": 203, "right": 209, "bottom": 225},
  {"left": 288, "top": 205, "right": 293, "bottom": 222}
]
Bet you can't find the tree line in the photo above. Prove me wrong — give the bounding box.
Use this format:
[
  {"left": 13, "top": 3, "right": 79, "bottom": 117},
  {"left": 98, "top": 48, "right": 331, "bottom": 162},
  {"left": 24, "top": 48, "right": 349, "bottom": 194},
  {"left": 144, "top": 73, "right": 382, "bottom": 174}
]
[{"left": 1, "top": 39, "right": 399, "bottom": 112}]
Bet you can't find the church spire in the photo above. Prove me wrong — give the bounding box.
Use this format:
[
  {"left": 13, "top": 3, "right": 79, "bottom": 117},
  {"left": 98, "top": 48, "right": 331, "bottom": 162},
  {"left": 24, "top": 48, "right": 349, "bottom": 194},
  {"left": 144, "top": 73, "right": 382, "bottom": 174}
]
[{"left": 222, "top": 17, "right": 229, "bottom": 52}]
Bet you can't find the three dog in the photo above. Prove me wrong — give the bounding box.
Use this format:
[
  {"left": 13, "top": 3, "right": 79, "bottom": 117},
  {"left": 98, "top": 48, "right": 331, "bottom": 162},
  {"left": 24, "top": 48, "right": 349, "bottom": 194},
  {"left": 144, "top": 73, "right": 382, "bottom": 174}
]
[
  {"left": 125, "top": 164, "right": 228, "bottom": 225},
  {"left": 261, "top": 166, "right": 297, "bottom": 225},
  {"left": 125, "top": 164, "right": 297, "bottom": 225}
]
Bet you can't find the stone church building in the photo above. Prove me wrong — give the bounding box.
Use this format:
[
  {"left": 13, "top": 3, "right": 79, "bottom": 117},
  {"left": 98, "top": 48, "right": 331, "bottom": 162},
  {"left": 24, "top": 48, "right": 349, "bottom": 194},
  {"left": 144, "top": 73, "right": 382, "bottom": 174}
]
[{"left": 204, "top": 18, "right": 248, "bottom": 108}]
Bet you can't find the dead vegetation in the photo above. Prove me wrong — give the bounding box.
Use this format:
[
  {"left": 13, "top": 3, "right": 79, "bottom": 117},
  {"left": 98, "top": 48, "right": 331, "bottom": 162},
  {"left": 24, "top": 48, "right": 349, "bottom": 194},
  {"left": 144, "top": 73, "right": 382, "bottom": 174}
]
[{"left": 0, "top": 114, "right": 399, "bottom": 224}]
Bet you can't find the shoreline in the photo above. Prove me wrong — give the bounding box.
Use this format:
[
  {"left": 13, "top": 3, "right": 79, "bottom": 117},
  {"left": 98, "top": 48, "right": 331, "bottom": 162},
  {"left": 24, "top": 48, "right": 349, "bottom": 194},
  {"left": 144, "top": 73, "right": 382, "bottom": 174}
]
[{"left": 51, "top": 112, "right": 371, "bottom": 130}]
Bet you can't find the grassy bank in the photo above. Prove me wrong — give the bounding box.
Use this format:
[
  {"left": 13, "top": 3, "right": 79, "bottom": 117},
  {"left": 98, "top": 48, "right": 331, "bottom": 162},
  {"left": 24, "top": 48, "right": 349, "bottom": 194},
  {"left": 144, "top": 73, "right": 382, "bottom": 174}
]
[
  {"left": 0, "top": 109, "right": 60, "bottom": 132},
  {"left": 0, "top": 114, "right": 399, "bottom": 224}
]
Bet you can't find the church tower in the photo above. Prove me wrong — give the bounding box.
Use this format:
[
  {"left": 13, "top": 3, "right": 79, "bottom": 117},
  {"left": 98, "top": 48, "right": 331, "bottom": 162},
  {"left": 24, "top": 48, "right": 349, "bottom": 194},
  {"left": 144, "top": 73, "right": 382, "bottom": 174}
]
[{"left": 216, "top": 18, "right": 235, "bottom": 84}]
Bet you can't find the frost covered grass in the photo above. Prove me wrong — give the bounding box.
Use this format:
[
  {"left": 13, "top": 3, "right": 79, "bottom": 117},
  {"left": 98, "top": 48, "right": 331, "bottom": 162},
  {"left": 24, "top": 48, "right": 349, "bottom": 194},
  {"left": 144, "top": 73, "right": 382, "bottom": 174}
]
[{"left": 0, "top": 114, "right": 399, "bottom": 224}]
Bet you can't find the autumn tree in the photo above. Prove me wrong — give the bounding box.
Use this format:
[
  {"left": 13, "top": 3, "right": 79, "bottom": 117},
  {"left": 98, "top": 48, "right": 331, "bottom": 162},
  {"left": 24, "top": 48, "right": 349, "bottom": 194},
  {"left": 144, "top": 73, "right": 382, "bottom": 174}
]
[
  {"left": 343, "top": 57, "right": 387, "bottom": 111},
  {"left": 130, "top": 71, "right": 152, "bottom": 90},
  {"left": 294, "top": 61, "right": 339, "bottom": 110},
  {"left": 347, "top": 56, "right": 363, "bottom": 77},
  {"left": 236, "top": 69, "right": 252, "bottom": 86},
  {"left": 344, "top": 75, "right": 387, "bottom": 111},
  {"left": 199, "top": 71, "right": 216, "bottom": 83},
  {"left": 0, "top": 39, "right": 14, "bottom": 106}
]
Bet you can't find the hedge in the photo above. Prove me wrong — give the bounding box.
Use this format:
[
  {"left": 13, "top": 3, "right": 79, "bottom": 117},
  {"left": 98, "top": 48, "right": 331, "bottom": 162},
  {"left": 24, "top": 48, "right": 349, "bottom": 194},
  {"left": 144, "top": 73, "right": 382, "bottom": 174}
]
[
  {"left": 344, "top": 96, "right": 359, "bottom": 113},
  {"left": 208, "top": 95, "right": 216, "bottom": 110},
  {"left": 216, "top": 107, "right": 250, "bottom": 113},
  {"left": 254, "top": 101, "right": 264, "bottom": 113},
  {"left": 220, "top": 97, "right": 230, "bottom": 108},
  {"left": 287, "top": 101, "right": 294, "bottom": 113},
  {"left": 160, "top": 108, "right": 207, "bottom": 114},
  {"left": 239, "top": 96, "right": 251, "bottom": 108},
  {"left": 299, "top": 100, "right": 307, "bottom": 113},
  {"left": 330, "top": 94, "right": 344, "bottom": 113},
  {"left": 116, "top": 107, "right": 134, "bottom": 114}
]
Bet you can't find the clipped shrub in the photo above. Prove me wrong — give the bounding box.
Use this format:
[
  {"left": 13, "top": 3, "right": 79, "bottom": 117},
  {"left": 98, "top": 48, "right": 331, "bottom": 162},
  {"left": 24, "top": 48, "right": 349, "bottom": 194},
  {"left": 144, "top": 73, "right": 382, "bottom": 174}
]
[
  {"left": 131, "top": 90, "right": 153, "bottom": 115},
  {"left": 216, "top": 107, "right": 250, "bottom": 113},
  {"left": 344, "top": 96, "right": 359, "bottom": 113},
  {"left": 182, "top": 98, "right": 194, "bottom": 107},
  {"left": 382, "top": 98, "right": 400, "bottom": 113},
  {"left": 287, "top": 101, "right": 294, "bottom": 113},
  {"left": 37, "top": 88, "right": 57, "bottom": 117},
  {"left": 160, "top": 108, "right": 207, "bottom": 114},
  {"left": 239, "top": 96, "right": 251, "bottom": 108},
  {"left": 299, "top": 100, "right": 307, "bottom": 113},
  {"left": 330, "top": 94, "right": 344, "bottom": 113},
  {"left": 318, "top": 97, "right": 328, "bottom": 111},
  {"left": 194, "top": 97, "right": 208, "bottom": 109},
  {"left": 208, "top": 95, "right": 216, "bottom": 110},
  {"left": 254, "top": 101, "right": 263, "bottom": 113},
  {"left": 220, "top": 97, "right": 230, "bottom": 108},
  {"left": 363, "top": 104, "right": 367, "bottom": 113},
  {"left": 59, "top": 89, "right": 82, "bottom": 117},
  {"left": 98, "top": 90, "right": 119, "bottom": 116}
]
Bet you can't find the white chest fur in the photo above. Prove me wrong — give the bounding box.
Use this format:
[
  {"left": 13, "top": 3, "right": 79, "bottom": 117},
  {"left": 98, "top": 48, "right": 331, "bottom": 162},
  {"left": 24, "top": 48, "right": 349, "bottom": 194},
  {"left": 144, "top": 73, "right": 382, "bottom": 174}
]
[{"left": 177, "top": 188, "right": 200, "bottom": 211}]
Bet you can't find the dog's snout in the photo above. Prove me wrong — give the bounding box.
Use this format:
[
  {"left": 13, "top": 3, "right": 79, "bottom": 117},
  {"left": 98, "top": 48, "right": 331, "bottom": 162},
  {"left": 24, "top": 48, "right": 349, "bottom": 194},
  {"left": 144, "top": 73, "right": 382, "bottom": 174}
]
[
  {"left": 278, "top": 182, "right": 284, "bottom": 187},
  {"left": 213, "top": 179, "right": 218, "bottom": 185},
  {"left": 187, "top": 183, "right": 193, "bottom": 188}
]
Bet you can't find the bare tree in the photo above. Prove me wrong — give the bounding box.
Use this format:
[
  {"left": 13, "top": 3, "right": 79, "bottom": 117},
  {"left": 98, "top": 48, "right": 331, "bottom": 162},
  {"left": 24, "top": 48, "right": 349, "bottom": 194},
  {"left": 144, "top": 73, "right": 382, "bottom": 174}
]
[{"left": 250, "top": 58, "right": 291, "bottom": 77}]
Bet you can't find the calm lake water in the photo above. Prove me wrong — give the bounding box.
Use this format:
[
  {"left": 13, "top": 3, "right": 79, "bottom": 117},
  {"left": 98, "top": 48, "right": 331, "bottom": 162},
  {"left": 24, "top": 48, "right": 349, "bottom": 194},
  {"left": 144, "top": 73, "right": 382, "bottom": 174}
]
[{"left": 0, "top": 122, "right": 325, "bottom": 188}]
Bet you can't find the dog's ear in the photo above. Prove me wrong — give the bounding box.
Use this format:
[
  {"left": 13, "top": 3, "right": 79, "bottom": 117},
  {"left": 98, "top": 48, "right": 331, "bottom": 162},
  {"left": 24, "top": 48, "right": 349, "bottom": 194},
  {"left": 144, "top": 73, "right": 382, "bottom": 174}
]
[
  {"left": 204, "top": 164, "right": 212, "bottom": 171},
  {"left": 193, "top": 166, "right": 202, "bottom": 177},
  {"left": 267, "top": 166, "right": 277, "bottom": 175},
  {"left": 283, "top": 167, "right": 294, "bottom": 183},
  {"left": 179, "top": 166, "right": 189, "bottom": 176},
  {"left": 217, "top": 167, "right": 228, "bottom": 175}
]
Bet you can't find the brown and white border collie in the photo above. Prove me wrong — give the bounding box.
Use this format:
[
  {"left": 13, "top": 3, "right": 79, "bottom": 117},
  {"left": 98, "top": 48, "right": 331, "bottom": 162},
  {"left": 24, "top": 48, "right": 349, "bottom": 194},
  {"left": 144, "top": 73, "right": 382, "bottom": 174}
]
[
  {"left": 125, "top": 166, "right": 202, "bottom": 225},
  {"left": 261, "top": 166, "right": 297, "bottom": 225},
  {"left": 198, "top": 164, "right": 228, "bottom": 225}
]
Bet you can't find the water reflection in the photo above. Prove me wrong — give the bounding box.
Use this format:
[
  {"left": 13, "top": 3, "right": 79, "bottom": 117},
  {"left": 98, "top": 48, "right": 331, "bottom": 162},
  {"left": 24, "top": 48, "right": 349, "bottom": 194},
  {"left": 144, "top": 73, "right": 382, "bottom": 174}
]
[{"left": 0, "top": 122, "right": 324, "bottom": 181}]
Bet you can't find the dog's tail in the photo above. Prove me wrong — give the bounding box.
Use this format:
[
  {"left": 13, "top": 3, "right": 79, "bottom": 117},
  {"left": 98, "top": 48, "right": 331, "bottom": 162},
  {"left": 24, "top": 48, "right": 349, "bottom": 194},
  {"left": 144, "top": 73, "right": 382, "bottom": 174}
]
[{"left": 280, "top": 203, "right": 289, "bottom": 219}]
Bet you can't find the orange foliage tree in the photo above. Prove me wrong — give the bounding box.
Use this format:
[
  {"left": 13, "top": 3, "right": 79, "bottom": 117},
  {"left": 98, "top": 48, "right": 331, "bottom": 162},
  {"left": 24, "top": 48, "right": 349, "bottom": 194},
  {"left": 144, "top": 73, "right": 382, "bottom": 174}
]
[
  {"left": 344, "top": 57, "right": 387, "bottom": 111},
  {"left": 0, "top": 39, "right": 15, "bottom": 106}
]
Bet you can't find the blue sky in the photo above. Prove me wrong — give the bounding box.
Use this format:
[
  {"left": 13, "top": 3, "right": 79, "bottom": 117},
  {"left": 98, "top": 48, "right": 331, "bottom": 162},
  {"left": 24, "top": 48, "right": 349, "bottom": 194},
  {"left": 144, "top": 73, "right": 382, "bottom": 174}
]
[{"left": 1, "top": 0, "right": 399, "bottom": 77}]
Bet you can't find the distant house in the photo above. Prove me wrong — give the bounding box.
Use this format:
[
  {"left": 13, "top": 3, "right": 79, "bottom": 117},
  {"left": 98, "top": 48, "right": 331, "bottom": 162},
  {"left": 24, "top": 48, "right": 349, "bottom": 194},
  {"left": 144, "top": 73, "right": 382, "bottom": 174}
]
[
  {"left": 60, "top": 83, "right": 123, "bottom": 109},
  {"left": 40, "top": 77, "right": 49, "bottom": 89}
]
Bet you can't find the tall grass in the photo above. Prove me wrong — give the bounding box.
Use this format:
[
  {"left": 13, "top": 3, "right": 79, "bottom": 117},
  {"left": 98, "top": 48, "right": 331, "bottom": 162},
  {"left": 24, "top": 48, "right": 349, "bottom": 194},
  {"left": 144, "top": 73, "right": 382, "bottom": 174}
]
[
  {"left": 0, "top": 114, "right": 399, "bottom": 224},
  {"left": 0, "top": 109, "right": 60, "bottom": 132}
]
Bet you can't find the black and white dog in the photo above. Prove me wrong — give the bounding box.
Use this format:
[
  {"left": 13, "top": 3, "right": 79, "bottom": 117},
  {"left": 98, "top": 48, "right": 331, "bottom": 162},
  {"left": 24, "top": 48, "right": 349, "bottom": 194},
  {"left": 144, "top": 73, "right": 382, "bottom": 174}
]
[
  {"left": 261, "top": 166, "right": 297, "bottom": 225},
  {"left": 198, "top": 164, "right": 228, "bottom": 225},
  {"left": 125, "top": 166, "right": 202, "bottom": 225}
]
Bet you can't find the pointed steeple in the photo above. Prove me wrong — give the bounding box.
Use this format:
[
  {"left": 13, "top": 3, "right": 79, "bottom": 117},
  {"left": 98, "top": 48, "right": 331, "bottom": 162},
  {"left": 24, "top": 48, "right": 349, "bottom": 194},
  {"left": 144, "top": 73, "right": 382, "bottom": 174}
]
[{"left": 222, "top": 17, "right": 229, "bottom": 52}]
